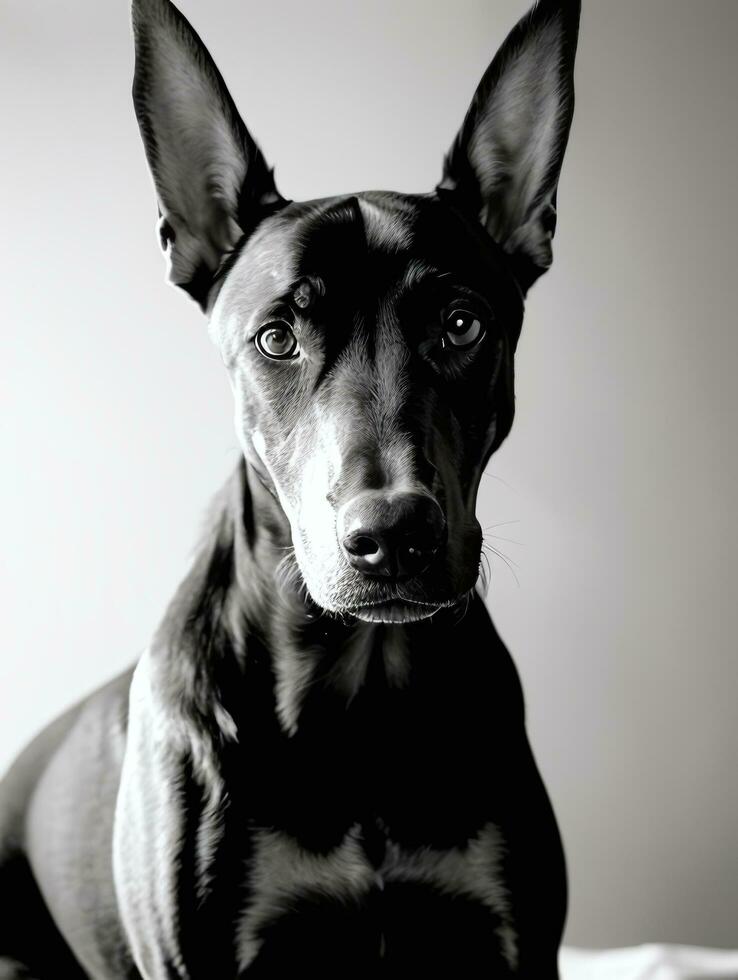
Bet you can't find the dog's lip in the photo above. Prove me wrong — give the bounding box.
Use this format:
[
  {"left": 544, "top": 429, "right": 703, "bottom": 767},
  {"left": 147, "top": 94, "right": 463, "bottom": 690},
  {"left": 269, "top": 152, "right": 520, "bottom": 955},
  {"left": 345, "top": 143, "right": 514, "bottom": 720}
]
[
  {"left": 344, "top": 596, "right": 458, "bottom": 624},
  {"left": 350, "top": 600, "right": 440, "bottom": 624}
]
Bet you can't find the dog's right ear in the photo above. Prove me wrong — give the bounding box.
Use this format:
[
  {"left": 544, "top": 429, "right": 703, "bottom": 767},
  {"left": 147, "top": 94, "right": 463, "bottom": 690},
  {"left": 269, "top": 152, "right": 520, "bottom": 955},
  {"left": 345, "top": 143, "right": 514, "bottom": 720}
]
[{"left": 131, "top": 0, "right": 285, "bottom": 309}]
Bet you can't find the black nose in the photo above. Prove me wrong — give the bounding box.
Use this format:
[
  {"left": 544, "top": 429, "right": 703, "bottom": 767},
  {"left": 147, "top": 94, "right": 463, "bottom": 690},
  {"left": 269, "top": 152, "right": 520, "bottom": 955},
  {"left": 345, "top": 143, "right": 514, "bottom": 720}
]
[{"left": 339, "top": 492, "right": 446, "bottom": 580}]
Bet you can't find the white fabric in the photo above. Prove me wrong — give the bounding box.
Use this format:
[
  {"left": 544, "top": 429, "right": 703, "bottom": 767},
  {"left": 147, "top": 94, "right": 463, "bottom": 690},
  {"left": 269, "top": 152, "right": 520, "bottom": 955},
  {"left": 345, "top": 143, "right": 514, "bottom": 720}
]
[{"left": 560, "top": 944, "right": 738, "bottom": 980}]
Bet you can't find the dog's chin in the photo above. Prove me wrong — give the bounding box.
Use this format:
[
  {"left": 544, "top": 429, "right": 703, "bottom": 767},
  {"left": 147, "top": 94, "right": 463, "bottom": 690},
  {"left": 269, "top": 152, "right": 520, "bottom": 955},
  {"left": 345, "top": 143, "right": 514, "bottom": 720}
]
[
  {"left": 294, "top": 552, "right": 479, "bottom": 625},
  {"left": 349, "top": 600, "right": 441, "bottom": 624}
]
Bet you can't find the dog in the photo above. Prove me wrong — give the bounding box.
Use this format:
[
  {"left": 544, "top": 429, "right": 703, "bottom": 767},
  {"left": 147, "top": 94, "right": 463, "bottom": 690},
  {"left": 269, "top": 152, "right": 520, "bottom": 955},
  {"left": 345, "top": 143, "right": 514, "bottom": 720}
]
[{"left": 0, "top": 0, "right": 580, "bottom": 976}]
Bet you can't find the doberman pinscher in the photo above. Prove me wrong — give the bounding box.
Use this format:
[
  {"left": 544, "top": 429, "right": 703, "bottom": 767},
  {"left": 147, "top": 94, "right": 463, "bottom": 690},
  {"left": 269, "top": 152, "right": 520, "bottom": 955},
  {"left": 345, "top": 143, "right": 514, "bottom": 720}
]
[{"left": 0, "top": 0, "right": 580, "bottom": 976}]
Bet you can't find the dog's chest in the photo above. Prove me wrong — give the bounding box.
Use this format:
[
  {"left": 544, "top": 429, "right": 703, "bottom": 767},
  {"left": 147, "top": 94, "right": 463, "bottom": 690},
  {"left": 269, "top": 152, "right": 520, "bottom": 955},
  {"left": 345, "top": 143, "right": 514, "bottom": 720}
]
[
  {"left": 231, "top": 625, "right": 522, "bottom": 970},
  {"left": 235, "top": 817, "right": 518, "bottom": 973}
]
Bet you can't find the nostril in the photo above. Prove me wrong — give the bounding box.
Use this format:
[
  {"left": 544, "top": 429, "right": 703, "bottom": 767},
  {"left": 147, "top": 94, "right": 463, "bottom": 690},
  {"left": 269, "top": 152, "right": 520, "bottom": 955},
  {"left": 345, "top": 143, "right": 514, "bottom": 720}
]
[
  {"left": 342, "top": 531, "right": 387, "bottom": 570},
  {"left": 397, "top": 536, "right": 439, "bottom": 577},
  {"left": 408, "top": 543, "right": 435, "bottom": 558},
  {"left": 350, "top": 535, "right": 380, "bottom": 557}
]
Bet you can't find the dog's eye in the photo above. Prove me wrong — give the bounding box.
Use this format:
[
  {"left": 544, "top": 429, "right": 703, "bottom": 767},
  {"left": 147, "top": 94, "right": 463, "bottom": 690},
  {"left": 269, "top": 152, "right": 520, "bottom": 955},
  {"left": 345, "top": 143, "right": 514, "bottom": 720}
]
[
  {"left": 442, "top": 309, "right": 485, "bottom": 350},
  {"left": 254, "top": 321, "right": 300, "bottom": 360}
]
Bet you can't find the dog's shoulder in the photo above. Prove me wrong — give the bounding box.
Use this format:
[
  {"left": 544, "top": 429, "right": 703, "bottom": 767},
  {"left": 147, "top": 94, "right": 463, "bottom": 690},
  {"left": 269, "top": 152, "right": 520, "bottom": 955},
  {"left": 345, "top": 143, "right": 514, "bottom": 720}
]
[{"left": 0, "top": 668, "right": 133, "bottom": 841}]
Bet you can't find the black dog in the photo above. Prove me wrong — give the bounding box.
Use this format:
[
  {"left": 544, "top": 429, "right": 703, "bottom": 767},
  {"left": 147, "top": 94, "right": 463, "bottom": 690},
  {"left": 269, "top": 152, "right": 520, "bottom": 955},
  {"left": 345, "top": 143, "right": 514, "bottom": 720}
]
[{"left": 0, "top": 0, "right": 580, "bottom": 976}]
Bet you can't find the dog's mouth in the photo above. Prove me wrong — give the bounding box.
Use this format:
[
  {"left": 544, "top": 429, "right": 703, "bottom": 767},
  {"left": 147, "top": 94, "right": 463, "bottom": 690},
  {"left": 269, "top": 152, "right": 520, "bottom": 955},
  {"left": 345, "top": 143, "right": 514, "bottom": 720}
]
[
  {"left": 344, "top": 595, "right": 463, "bottom": 624},
  {"left": 350, "top": 600, "right": 438, "bottom": 624}
]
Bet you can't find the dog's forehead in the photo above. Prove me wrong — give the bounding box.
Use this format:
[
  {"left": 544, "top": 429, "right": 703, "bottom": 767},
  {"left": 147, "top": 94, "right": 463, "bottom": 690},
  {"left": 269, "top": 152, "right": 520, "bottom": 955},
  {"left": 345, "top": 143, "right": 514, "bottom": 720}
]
[{"left": 220, "top": 192, "right": 422, "bottom": 310}]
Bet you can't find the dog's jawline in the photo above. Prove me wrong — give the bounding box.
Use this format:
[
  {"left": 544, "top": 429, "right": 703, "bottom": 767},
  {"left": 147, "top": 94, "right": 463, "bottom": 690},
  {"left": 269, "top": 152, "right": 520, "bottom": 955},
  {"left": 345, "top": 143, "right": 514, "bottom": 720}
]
[{"left": 351, "top": 602, "right": 439, "bottom": 624}]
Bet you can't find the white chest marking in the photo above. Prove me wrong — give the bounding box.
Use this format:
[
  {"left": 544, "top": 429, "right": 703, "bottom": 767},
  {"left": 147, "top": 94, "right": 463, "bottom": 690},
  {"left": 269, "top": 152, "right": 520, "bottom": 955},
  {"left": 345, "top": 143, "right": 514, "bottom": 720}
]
[
  {"left": 236, "top": 821, "right": 517, "bottom": 971},
  {"left": 236, "top": 824, "right": 375, "bottom": 970}
]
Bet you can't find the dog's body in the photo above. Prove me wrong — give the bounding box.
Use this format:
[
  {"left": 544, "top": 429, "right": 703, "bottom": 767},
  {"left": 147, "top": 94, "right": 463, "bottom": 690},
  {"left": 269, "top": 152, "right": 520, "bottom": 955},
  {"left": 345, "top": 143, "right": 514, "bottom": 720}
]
[
  {"left": 0, "top": 467, "right": 565, "bottom": 978},
  {"left": 0, "top": 1, "right": 580, "bottom": 976}
]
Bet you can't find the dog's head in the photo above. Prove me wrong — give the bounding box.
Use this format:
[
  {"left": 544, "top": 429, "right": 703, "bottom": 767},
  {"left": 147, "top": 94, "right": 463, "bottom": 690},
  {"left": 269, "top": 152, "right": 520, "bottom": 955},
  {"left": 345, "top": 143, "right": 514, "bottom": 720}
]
[{"left": 132, "top": 0, "right": 579, "bottom": 623}]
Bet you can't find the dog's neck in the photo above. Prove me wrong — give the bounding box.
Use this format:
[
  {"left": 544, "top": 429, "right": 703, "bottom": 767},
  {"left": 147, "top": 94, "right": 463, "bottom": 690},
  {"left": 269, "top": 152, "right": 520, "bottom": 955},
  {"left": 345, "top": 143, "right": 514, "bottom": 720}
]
[
  {"left": 152, "top": 459, "right": 452, "bottom": 747},
  {"left": 248, "top": 460, "right": 437, "bottom": 733}
]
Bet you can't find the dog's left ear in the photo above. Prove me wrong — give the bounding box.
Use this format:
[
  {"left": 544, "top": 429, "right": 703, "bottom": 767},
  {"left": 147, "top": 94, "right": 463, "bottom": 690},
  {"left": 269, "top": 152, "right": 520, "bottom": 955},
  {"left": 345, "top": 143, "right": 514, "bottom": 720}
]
[
  {"left": 438, "top": 0, "right": 580, "bottom": 291},
  {"left": 131, "top": 0, "right": 286, "bottom": 309}
]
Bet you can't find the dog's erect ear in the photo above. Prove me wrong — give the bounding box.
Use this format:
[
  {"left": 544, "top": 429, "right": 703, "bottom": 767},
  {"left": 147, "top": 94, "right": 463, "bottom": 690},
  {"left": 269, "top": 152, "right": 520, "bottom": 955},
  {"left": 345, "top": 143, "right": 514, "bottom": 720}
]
[
  {"left": 131, "top": 0, "right": 285, "bottom": 308},
  {"left": 438, "top": 0, "right": 580, "bottom": 291}
]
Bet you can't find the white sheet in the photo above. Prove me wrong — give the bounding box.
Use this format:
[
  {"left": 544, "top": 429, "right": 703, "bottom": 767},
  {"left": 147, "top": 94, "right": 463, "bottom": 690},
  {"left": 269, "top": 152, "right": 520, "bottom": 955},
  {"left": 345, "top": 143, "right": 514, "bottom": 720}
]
[{"left": 560, "top": 944, "right": 738, "bottom": 980}]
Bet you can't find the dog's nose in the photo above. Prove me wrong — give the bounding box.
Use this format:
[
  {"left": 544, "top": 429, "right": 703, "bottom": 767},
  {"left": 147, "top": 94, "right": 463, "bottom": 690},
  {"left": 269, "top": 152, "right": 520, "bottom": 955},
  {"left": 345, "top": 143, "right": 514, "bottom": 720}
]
[{"left": 339, "top": 492, "right": 446, "bottom": 580}]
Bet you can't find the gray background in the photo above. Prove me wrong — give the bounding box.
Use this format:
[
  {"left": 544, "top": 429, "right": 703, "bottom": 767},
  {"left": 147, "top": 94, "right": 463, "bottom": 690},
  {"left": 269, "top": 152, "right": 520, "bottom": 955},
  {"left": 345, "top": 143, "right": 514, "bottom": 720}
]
[{"left": 2, "top": 0, "right": 737, "bottom": 949}]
